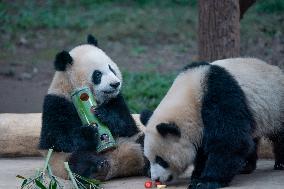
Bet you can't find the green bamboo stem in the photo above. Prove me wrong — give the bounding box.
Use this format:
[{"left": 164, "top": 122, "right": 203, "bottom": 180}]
[
  {"left": 64, "top": 162, "right": 79, "bottom": 189},
  {"left": 43, "top": 149, "right": 53, "bottom": 173}
]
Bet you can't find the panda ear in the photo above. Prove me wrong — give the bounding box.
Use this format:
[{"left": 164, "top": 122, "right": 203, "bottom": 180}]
[
  {"left": 140, "top": 109, "right": 153, "bottom": 126},
  {"left": 87, "top": 34, "right": 98, "bottom": 47},
  {"left": 54, "top": 50, "right": 73, "bottom": 71},
  {"left": 156, "top": 123, "right": 181, "bottom": 137}
]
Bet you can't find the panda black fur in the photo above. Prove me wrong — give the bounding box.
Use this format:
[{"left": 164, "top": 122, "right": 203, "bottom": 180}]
[
  {"left": 142, "top": 58, "right": 283, "bottom": 189},
  {"left": 39, "top": 35, "right": 149, "bottom": 180}
]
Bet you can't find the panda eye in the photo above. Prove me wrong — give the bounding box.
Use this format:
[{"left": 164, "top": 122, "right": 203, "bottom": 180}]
[
  {"left": 109, "top": 65, "right": 116, "bottom": 75},
  {"left": 92, "top": 70, "right": 102, "bottom": 85},
  {"left": 155, "top": 155, "right": 169, "bottom": 168}
]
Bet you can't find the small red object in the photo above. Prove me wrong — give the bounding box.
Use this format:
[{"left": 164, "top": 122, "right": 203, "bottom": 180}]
[
  {"left": 144, "top": 181, "right": 153, "bottom": 188},
  {"left": 155, "top": 181, "right": 161, "bottom": 186},
  {"left": 80, "top": 93, "right": 89, "bottom": 101}
]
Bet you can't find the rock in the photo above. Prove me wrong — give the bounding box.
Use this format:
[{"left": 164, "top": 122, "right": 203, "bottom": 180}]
[
  {"left": 19, "top": 37, "right": 28, "bottom": 46},
  {"left": 18, "top": 72, "right": 32, "bottom": 80}
]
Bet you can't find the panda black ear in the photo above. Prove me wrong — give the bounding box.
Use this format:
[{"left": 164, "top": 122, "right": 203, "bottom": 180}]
[
  {"left": 156, "top": 123, "right": 181, "bottom": 137},
  {"left": 140, "top": 109, "right": 153, "bottom": 126},
  {"left": 54, "top": 50, "right": 73, "bottom": 71},
  {"left": 87, "top": 34, "right": 98, "bottom": 47}
]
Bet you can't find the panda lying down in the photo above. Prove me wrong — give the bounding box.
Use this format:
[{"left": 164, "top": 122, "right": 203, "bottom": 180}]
[
  {"left": 141, "top": 59, "right": 284, "bottom": 189},
  {"left": 39, "top": 35, "right": 149, "bottom": 180}
]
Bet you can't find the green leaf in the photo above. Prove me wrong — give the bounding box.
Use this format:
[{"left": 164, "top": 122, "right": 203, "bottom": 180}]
[
  {"left": 35, "top": 179, "right": 48, "bottom": 189},
  {"left": 16, "top": 175, "right": 26, "bottom": 180},
  {"left": 52, "top": 181, "right": 57, "bottom": 189},
  {"left": 49, "top": 180, "right": 57, "bottom": 189},
  {"left": 86, "top": 178, "right": 101, "bottom": 185},
  {"left": 49, "top": 181, "right": 53, "bottom": 189},
  {"left": 20, "top": 179, "right": 27, "bottom": 189},
  {"left": 74, "top": 173, "right": 101, "bottom": 185}
]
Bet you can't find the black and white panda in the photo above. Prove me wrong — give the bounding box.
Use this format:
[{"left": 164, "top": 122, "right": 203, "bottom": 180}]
[
  {"left": 141, "top": 58, "right": 284, "bottom": 189},
  {"left": 39, "top": 35, "right": 149, "bottom": 180}
]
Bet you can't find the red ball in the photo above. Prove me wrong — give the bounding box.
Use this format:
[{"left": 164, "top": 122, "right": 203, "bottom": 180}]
[{"left": 144, "top": 181, "right": 153, "bottom": 188}]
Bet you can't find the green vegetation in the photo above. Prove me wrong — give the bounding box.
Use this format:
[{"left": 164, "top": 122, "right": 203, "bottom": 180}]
[
  {"left": 255, "top": 0, "right": 284, "bottom": 13},
  {"left": 0, "top": 0, "right": 198, "bottom": 42},
  {"left": 0, "top": 0, "right": 283, "bottom": 113},
  {"left": 241, "top": 0, "right": 284, "bottom": 38},
  {"left": 123, "top": 71, "right": 176, "bottom": 113}
]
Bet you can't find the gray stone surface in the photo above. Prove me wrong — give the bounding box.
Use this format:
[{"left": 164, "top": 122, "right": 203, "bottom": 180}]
[{"left": 0, "top": 158, "right": 283, "bottom": 189}]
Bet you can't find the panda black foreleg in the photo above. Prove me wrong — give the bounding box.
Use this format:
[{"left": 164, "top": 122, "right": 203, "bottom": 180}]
[
  {"left": 194, "top": 64, "right": 256, "bottom": 189},
  {"left": 189, "top": 148, "right": 208, "bottom": 188},
  {"left": 94, "top": 94, "right": 138, "bottom": 137},
  {"left": 240, "top": 137, "right": 259, "bottom": 174},
  {"left": 190, "top": 131, "right": 255, "bottom": 189},
  {"left": 40, "top": 94, "right": 99, "bottom": 152},
  {"left": 270, "top": 126, "right": 284, "bottom": 170},
  {"left": 197, "top": 153, "right": 248, "bottom": 189}
]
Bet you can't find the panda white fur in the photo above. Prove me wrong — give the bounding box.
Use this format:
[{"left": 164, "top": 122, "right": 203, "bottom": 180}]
[
  {"left": 39, "top": 35, "right": 149, "bottom": 180},
  {"left": 141, "top": 58, "right": 284, "bottom": 189}
]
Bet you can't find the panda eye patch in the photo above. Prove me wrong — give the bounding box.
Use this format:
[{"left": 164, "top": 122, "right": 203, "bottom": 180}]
[
  {"left": 155, "top": 156, "right": 169, "bottom": 168},
  {"left": 92, "top": 70, "right": 102, "bottom": 85},
  {"left": 109, "top": 65, "right": 116, "bottom": 75}
]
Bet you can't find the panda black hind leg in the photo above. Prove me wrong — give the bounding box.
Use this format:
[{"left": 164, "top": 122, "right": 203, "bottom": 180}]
[{"left": 270, "top": 125, "right": 284, "bottom": 170}]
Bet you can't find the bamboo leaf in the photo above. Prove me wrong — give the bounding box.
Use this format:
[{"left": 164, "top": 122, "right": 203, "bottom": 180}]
[
  {"left": 52, "top": 181, "right": 57, "bottom": 189},
  {"left": 20, "top": 179, "right": 27, "bottom": 189},
  {"left": 74, "top": 173, "right": 101, "bottom": 185},
  {"left": 35, "top": 179, "right": 48, "bottom": 189},
  {"left": 49, "top": 181, "right": 52, "bottom": 189},
  {"left": 49, "top": 180, "right": 58, "bottom": 189}
]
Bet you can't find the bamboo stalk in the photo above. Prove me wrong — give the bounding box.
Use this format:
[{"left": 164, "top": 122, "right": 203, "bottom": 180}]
[
  {"left": 43, "top": 149, "right": 53, "bottom": 173},
  {"left": 64, "top": 162, "right": 79, "bottom": 189}
]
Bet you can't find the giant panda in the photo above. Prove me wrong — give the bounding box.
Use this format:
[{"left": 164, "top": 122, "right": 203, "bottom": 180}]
[
  {"left": 39, "top": 35, "right": 149, "bottom": 180},
  {"left": 141, "top": 58, "right": 284, "bottom": 189}
]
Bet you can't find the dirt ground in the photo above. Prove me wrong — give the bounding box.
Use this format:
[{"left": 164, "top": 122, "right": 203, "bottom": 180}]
[
  {"left": 1, "top": 158, "right": 283, "bottom": 189},
  {"left": 0, "top": 38, "right": 283, "bottom": 113},
  {"left": 0, "top": 39, "right": 196, "bottom": 113}
]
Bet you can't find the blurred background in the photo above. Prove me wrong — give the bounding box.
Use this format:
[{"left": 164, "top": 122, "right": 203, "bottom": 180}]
[{"left": 0, "top": 0, "right": 283, "bottom": 113}]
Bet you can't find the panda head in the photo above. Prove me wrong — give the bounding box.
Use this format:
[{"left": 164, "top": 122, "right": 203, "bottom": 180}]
[
  {"left": 51, "top": 35, "right": 122, "bottom": 104},
  {"left": 144, "top": 120, "right": 196, "bottom": 183},
  {"left": 143, "top": 70, "right": 205, "bottom": 183}
]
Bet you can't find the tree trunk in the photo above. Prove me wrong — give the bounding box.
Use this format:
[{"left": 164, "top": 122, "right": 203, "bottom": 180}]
[{"left": 198, "top": 0, "right": 240, "bottom": 62}]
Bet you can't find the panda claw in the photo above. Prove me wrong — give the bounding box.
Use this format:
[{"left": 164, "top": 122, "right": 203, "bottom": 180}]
[
  {"left": 188, "top": 182, "right": 226, "bottom": 189},
  {"left": 274, "top": 162, "right": 284, "bottom": 170},
  {"left": 240, "top": 161, "right": 256, "bottom": 174},
  {"left": 80, "top": 125, "right": 98, "bottom": 141}
]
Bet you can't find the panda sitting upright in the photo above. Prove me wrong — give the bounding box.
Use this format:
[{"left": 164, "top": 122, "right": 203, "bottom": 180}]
[
  {"left": 39, "top": 35, "right": 149, "bottom": 180},
  {"left": 141, "top": 58, "right": 284, "bottom": 189}
]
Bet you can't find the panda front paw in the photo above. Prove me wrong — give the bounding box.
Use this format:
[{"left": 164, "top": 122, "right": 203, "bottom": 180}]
[
  {"left": 80, "top": 125, "right": 98, "bottom": 141},
  {"left": 93, "top": 107, "right": 110, "bottom": 126},
  {"left": 240, "top": 160, "right": 256, "bottom": 174},
  {"left": 69, "top": 151, "right": 110, "bottom": 180},
  {"left": 188, "top": 178, "right": 201, "bottom": 189},
  {"left": 274, "top": 162, "right": 284, "bottom": 170},
  {"left": 188, "top": 181, "right": 227, "bottom": 189}
]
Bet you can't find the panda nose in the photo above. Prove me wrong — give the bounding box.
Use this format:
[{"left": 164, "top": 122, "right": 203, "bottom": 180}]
[{"left": 110, "top": 82, "right": 120, "bottom": 89}]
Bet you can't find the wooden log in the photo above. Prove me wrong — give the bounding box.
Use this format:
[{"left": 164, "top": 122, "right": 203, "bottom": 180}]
[{"left": 0, "top": 113, "right": 273, "bottom": 159}]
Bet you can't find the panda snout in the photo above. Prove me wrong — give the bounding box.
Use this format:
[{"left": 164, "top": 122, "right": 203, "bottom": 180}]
[{"left": 110, "top": 82, "right": 120, "bottom": 89}]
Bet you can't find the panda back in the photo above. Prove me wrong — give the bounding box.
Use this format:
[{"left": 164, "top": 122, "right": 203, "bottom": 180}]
[{"left": 212, "top": 58, "right": 284, "bottom": 137}]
